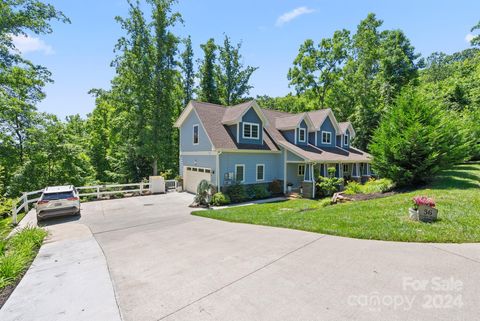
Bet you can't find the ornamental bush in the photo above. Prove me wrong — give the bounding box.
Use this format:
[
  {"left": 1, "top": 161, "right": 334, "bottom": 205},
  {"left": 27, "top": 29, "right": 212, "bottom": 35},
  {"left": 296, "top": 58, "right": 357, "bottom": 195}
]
[
  {"left": 224, "top": 182, "right": 248, "bottom": 203},
  {"left": 247, "top": 184, "right": 271, "bottom": 200},
  {"left": 211, "top": 192, "right": 231, "bottom": 206},
  {"left": 369, "top": 88, "right": 470, "bottom": 187},
  {"left": 316, "top": 175, "right": 343, "bottom": 198}
]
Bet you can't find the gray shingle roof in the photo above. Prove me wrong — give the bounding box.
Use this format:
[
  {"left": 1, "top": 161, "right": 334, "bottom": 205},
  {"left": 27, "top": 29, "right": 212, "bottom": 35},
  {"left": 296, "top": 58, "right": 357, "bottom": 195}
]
[
  {"left": 191, "top": 101, "right": 279, "bottom": 152},
  {"left": 189, "top": 100, "right": 371, "bottom": 162}
]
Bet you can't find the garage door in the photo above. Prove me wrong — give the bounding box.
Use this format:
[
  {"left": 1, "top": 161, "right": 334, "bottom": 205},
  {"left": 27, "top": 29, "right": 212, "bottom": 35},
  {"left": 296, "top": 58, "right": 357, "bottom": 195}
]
[{"left": 184, "top": 166, "right": 212, "bottom": 193}]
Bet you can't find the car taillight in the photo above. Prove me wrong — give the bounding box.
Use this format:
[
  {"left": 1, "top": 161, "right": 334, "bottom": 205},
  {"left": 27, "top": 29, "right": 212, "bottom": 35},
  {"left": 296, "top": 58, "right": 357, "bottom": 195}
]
[
  {"left": 67, "top": 197, "right": 79, "bottom": 201},
  {"left": 38, "top": 200, "right": 49, "bottom": 204}
]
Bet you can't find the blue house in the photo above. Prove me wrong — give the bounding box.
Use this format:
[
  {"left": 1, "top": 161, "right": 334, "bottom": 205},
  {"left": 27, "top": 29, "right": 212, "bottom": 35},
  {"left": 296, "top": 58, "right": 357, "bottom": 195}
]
[{"left": 174, "top": 100, "right": 372, "bottom": 197}]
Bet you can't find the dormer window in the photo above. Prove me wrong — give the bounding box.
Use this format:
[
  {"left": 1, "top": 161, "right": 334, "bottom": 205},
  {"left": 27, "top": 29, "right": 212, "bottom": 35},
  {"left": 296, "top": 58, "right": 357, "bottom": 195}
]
[
  {"left": 298, "top": 128, "right": 306, "bottom": 143},
  {"left": 344, "top": 134, "right": 349, "bottom": 146},
  {"left": 322, "top": 131, "right": 332, "bottom": 144},
  {"left": 243, "top": 122, "right": 259, "bottom": 139}
]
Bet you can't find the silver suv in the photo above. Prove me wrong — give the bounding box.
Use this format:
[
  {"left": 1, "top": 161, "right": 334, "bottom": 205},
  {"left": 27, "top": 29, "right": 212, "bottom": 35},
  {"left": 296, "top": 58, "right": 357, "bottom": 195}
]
[{"left": 36, "top": 185, "right": 81, "bottom": 221}]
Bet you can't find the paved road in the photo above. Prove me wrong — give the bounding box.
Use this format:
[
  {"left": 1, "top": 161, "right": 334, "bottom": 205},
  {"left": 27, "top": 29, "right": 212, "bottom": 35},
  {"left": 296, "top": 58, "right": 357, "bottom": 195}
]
[{"left": 2, "top": 192, "right": 480, "bottom": 321}]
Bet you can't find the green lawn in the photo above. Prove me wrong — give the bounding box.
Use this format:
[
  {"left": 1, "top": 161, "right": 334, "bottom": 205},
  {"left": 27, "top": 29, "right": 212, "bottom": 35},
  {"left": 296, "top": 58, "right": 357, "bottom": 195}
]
[{"left": 193, "top": 164, "right": 480, "bottom": 243}]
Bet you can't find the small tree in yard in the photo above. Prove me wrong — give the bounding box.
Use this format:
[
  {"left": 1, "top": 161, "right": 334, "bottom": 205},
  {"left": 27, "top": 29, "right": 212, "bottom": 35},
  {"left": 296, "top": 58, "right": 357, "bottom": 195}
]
[{"left": 369, "top": 88, "right": 470, "bottom": 187}]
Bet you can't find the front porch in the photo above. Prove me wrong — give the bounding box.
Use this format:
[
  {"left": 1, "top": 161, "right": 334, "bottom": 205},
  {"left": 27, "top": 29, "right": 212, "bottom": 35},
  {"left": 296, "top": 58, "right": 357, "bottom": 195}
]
[{"left": 284, "top": 162, "right": 373, "bottom": 198}]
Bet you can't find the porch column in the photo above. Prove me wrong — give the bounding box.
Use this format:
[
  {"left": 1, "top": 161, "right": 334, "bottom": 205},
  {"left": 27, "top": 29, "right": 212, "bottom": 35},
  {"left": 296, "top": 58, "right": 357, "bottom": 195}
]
[
  {"left": 283, "top": 149, "right": 287, "bottom": 194},
  {"left": 311, "top": 163, "right": 316, "bottom": 197}
]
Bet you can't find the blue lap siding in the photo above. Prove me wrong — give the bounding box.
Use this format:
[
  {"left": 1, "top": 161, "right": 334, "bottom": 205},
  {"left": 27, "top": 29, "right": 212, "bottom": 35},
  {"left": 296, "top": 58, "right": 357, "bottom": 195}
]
[{"left": 219, "top": 152, "right": 282, "bottom": 186}]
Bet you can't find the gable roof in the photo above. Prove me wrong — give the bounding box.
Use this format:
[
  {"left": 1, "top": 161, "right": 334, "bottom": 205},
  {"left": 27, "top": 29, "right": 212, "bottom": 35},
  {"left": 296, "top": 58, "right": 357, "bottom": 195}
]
[
  {"left": 179, "top": 101, "right": 279, "bottom": 152},
  {"left": 221, "top": 100, "right": 269, "bottom": 126},
  {"left": 338, "top": 121, "right": 356, "bottom": 138},
  {"left": 175, "top": 100, "right": 370, "bottom": 162},
  {"left": 275, "top": 113, "right": 315, "bottom": 132},
  {"left": 307, "top": 108, "right": 341, "bottom": 133}
]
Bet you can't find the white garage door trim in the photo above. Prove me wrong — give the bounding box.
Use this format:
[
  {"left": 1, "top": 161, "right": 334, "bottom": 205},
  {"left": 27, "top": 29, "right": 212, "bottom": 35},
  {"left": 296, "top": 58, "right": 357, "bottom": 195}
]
[{"left": 184, "top": 166, "right": 212, "bottom": 193}]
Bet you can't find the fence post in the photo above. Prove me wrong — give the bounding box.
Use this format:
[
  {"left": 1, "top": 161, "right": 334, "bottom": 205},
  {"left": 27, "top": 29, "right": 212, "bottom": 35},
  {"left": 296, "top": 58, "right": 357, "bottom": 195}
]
[
  {"left": 96, "top": 186, "right": 100, "bottom": 199},
  {"left": 140, "top": 182, "right": 143, "bottom": 195},
  {"left": 23, "top": 192, "right": 29, "bottom": 213},
  {"left": 12, "top": 202, "right": 17, "bottom": 225}
]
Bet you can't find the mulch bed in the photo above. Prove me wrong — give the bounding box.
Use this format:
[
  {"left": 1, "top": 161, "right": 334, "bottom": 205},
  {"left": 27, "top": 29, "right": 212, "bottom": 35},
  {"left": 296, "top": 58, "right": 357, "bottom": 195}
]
[
  {"left": 332, "top": 191, "right": 397, "bottom": 204},
  {"left": 346, "top": 191, "right": 397, "bottom": 201}
]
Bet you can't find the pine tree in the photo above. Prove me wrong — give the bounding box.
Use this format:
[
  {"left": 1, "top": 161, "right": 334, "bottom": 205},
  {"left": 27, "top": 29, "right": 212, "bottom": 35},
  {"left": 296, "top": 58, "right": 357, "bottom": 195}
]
[{"left": 197, "top": 38, "right": 220, "bottom": 104}]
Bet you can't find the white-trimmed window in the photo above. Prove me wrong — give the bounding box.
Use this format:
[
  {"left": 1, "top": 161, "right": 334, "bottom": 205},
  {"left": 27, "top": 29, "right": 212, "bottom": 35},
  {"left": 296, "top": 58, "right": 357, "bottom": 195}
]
[
  {"left": 235, "top": 164, "right": 245, "bottom": 182},
  {"left": 193, "top": 124, "right": 199, "bottom": 145},
  {"left": 322, "top": 131, "right": 332, "bottom": 144},
  {"left": 298, "top": 164, "right": 305, "bottom": 176},
  {"left": 242, "top": 122, "right": 260, "bottom": 139},
  {"left": 343, "top": 164, "right": 349, "bottom": 174},
  {"left": 298, "top": 128, "right": 306, "bottom": 143},
  {"left": 256, "top": 164, "right": 265, "bottom": 181},
  {"left": 343, "top": 134, "right": 349, "bottom": 146}
]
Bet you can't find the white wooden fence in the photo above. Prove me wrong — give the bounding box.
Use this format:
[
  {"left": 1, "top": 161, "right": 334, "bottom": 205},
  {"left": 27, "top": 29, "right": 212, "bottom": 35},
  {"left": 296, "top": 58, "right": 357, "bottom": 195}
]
[{"left": 11, "top": 180, "right": 178, "bottom": 225}]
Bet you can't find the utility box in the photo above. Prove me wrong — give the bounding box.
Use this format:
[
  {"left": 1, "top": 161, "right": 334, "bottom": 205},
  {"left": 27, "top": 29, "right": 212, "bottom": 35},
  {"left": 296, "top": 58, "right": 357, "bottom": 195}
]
[{"left": 149, "top": 176, "right": 166, "bottom": 194}]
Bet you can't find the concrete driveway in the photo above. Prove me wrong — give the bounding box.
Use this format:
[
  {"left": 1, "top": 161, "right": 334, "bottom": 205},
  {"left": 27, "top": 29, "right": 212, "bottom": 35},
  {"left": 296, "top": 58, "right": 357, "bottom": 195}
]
[{"left": 3, "top": 192, "right": 480, "bottom": 321}]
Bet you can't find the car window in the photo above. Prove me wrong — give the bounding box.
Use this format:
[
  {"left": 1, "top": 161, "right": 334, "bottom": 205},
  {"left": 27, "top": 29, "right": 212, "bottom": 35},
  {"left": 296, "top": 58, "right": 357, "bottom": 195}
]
[{"left": 42, "top": 191, "right": 74, "bottom": 200}]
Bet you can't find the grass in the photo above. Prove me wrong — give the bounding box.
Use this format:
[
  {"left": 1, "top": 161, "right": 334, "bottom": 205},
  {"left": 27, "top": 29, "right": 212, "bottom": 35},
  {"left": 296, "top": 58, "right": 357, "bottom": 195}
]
[
  {"left": 193, "top": 164, "right": 480, "bottom": 243},
  {"left": 0, "top": 213, "right": 26, "bottom": 241},
  {"left": 0, "top": 227, "right": 47, "bottom": 290}
]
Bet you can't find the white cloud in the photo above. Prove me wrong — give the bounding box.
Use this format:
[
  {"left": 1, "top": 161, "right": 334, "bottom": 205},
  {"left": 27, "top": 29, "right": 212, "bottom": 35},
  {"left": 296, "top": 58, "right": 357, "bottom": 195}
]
[
  {"left": 275, "top": 6, "right": 315, "bottom": 27},
  {"left": 465, "top": 33, "right": 476, "bottom": 43},
  {"left": 11, "top": 34, "right": 54, "bottom": 55}
]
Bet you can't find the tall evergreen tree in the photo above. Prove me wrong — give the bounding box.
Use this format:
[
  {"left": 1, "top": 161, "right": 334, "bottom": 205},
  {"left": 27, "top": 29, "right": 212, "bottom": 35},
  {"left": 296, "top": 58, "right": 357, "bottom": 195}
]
[
  {"left": 180, "top": 35, "right": 195, "bottom": 107},
  {"left": 217, "top": 35, "right": 258, "bottom": 105},
  {"left": 149, "top": 0, "right": 181, "bottom": 175},
  {"left": 197, "top": 38, "right": 220, "bottom": 104}
]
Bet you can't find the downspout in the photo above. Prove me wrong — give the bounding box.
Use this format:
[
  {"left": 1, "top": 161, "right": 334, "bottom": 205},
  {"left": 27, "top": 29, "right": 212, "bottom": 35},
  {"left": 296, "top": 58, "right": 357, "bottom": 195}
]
[
  {"left": 216, "top": 151, "right": 222, "bottom": 191},
  {"left": 283, "top": 149, "right": 287, "bottom": 194},
  {"left": 311, "top": 162, "right": 316, "bottom": 199}
]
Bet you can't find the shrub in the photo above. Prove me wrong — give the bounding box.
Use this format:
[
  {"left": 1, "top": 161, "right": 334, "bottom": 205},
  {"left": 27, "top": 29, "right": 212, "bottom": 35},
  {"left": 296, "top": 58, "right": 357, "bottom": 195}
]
[
  {"left": 211, "top": 192, "right": 231, "bottom": 206},
  {"left": 247, "top": 184, "right": 271, "bottom": 200},
  {"left": 194, "top": 179, "right": 215, "bottom": 206},
  {"left": 344, "top": 181, "right": 362, "bottom": 195},
  {"left": 225, "top": 182, "right": 248, "bottom": 203},
  {"left": 269, "top": 180, "right": 283, "bottom": 195},
  {"left": 316, "top": 176, "right": 343, "bottom": 198},
  {"left": 0, "top": 197, "right": 15, "bottom": 218},
  {"left": 370, "top": 88, "right": 470, "bottom": 187},
  {"left": 362, "top": 178, "right": 395, "bottom": 194}
]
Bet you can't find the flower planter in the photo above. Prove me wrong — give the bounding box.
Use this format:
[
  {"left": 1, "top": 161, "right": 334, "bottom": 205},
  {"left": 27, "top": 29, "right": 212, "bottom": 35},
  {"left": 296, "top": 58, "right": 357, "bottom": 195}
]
[{"left": 409, "top": 205, "right": 438, "bottom": 222}]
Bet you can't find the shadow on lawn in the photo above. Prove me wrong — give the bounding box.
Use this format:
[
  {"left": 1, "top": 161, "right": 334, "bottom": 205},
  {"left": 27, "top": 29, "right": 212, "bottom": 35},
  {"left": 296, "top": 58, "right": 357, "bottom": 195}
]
[{"left": 429, "top": 169, "right": 480, "bottom": 190}]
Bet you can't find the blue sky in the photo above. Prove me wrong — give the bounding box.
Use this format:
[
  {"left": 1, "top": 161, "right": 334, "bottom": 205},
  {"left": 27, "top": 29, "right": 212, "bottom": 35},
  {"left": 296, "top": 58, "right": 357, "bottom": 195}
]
[{"left": 15, "top": 0, "right": 480, "bottom": 119}]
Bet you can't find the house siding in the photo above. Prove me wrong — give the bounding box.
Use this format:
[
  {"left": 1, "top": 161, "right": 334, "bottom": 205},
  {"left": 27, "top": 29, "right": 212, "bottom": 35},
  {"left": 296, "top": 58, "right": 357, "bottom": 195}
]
[
  {"left": 343, "top": 129, "right": 350, "bottom": 148},
  {"left": 179, "top": 154, "right": 217, "bottom": 185},
  {"left": 180, "top": 110, "right": 213, "bottom": 152},
  {"left": 286, "top": 150, "right": 304, "bottom": 162},
  {"left": 316, "top": 116, "right": 337, "bottom": 148},
  {"left": 238, "top": 108, "right": 263, "bottom": 145},
  {"left": 308, "top": 132, "right": 315, "bottom": 145},
  {"left": 296, "top": 120, "right": 308, "bottom": 146},
  {"left": 286, "top": 163, "right": 303, "bottom": 187},
  {"left": 219, "top": 152, "right": 282, "bottom": 186},
  {"left": 227, "top": 124, "right": 237, "bottom": 142},
  {"left": 282, "top": 129, "right": 295, "bottom": 144}
]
